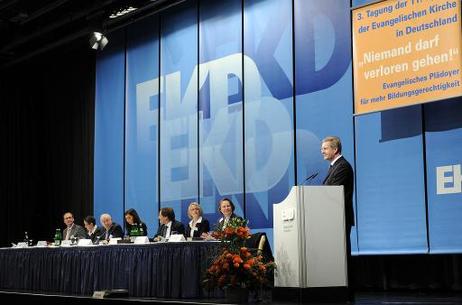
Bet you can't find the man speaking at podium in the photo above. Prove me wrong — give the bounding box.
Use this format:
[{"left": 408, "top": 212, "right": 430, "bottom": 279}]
[{"left": 321, "top": 136, "right": 354, "bottom": 293}]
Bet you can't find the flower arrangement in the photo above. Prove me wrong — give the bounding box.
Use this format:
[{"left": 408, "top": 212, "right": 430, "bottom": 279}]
[
  {"left": 203, "top": 218, "right": 275, "bottom": 291},
  {"left": 212, "top": 217, "right": 251, "bottom": 252}
]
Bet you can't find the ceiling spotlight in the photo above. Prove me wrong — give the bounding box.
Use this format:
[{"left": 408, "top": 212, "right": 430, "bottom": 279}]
[
  {"left": 89, "top": 32, "right": 109, "bottom": 50},
  {"left": 109, "top": 6, "right": 137, "bottom": 19}
]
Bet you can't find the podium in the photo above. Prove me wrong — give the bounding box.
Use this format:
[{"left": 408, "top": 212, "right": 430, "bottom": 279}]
[{"left": 273, "top": 185, "right": 347, "bottom": 289}]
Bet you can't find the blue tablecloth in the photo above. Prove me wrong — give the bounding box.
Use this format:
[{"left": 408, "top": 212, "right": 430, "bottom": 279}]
[{"left": 0, "top": 242, "right": 221, "bottom": 298}]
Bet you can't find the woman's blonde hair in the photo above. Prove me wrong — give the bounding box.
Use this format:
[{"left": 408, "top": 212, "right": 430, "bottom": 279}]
[{"left": 187, "top": 202, "right": 203, "bottom": 219}]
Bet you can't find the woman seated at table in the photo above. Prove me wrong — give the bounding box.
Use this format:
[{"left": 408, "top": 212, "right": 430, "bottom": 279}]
[
  {"left": 185, "top": 202, "right": 210, "bottom": 239},
  {"left": 201, "top": 198, "right": 242, "bottom": 239},
  {"left": 124, "top": 208, "right": 148, "bottom": 237}
]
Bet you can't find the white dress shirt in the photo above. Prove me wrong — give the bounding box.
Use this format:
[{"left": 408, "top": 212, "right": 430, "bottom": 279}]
[
  {"left": 165, "top": 221, "right": 172, "bottom": 238},
  {"left": 330, "top": 154, "right": 342, "bottom": 166},
  {"left": 189, "top": 217, "right": 203, "bottom": 237},
  {"left": 65, "top": 224, "right": 75, "bottom": 240}
]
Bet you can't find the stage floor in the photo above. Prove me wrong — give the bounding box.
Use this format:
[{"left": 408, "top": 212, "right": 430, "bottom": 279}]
[{"left": 1, "top": 290, "right": 462, "bottom": 305}]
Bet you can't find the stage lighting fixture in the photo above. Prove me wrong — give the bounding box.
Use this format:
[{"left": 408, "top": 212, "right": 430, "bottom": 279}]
[
  {"left": 89, "top": 32, "right": 109, "bottom": 50},
  {"left": 109, "top": 6, "right": 137, "bottom": 19}
]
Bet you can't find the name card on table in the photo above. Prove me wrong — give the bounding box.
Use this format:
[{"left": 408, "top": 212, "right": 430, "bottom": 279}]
[
  {"left": 36, "top": 241, "right": 48, "bottom": 247},
  {"left": 108, "top": 237, "right": 121, "bottom": 245},
  {"left": 77, "top": 239, "right": 93, "bottom": 246},
  {"left": 168, "top": 234, "right": 185, "bottom": 242},
  {"left": 61, "top": 240, "right": 72, "bottom": 247},
  {"left": 134, "top": 236, "right": 150, "bottom": 244}
]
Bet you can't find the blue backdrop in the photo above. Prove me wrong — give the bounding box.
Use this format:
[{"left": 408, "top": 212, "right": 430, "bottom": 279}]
[
  {"left": 159, "top": 1, "right": 199, "bottom": 227},
  {"left": 94, "top": 0, "right": 462, "bottom": 254},
  {"left": 125, "top": 16, "right": 160, "bottom": 237},
  {"left": 94, "top": 31, "right": 125, "bottom": 227},
  {"left": 198, "top": 0, "right": 244, "bottom": 227}
]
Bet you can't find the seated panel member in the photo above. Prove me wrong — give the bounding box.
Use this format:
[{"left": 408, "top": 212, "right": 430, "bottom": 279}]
[
  {"left": 62, "top": 212, "right": 87, "bottom": 240},
  {"left": 83, "top": 215, "right": 105, "bottom": 243},
  {"left": 201, "top": 198, "right": 242, "bottom": 240},
  {"left": 185, "top": 202, "right": 210, "bottom": 239},
  {"left": 99, "top": 213, "right": 124, "bottom": 241},
  {"left": 154, "top": 207, "right": 185, "bottom": 241},
  {"left": 124, "top": 208, "right": 148, "bottom": 237},
  {"left": 215, "top": 198, "right": 242, "bottom": 231}
]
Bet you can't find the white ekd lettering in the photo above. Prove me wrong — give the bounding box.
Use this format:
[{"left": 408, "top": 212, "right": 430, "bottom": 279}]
[{"left": 436, "top": 164, "right": 462, "bottom": 194}]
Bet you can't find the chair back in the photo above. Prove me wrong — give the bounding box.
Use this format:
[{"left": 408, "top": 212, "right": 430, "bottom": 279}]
[{"left": 245, "top": 232, "right": 273, "bottom": 261}]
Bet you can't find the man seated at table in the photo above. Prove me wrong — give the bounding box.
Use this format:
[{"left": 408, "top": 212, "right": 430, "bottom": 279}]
[
  {"left": 83, "top": 215, "right": 105, "bottom": 243},
  {"left": 62, "top": 212, "right": 87, "bottom": 240},
  {"left": 153, "top": 207, "right": 185, "bottom": 241},
  {"left": 99, "top": 213, "right": 124, "bottom": 241}
]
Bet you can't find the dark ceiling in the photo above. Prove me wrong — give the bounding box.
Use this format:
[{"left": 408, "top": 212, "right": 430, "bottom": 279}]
[{"left": 0, "top": 0, "right": 186, "bottom": 69}]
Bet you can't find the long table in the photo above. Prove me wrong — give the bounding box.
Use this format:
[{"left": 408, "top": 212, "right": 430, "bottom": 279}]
[{"left": 0, "top": 241, "right": 221, "bottom": 298}]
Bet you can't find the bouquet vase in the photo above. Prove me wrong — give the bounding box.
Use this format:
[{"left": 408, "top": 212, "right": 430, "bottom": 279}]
[{"left": 224, "top": 286, "right": 249, "bottom": 303}]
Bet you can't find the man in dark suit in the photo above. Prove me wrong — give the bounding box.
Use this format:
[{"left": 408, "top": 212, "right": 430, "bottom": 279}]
[
  {"left": 321, "top": 136, "right": 354, "bottom": 295},
  {"left": 154, "top": 207, "right": 185, "bottom": 241},
  {"left": 99, "top": 213, "right": 124, "bottom": 241},
  {"left": 83, "top": 215, "right": 105, "bottom": 243},
  {"left": 62, "top": 212, "right": 87, "bottom": 240}
]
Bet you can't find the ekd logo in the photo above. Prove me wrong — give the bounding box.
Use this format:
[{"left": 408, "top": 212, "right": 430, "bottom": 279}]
[{"left": 436, "top": 164, "right": 462, "bottom": 194}]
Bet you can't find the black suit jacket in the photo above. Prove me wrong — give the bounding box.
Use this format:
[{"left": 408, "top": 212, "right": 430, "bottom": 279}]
[
  {"left": 185, "top": 218, "right": 210, "bottom": 238},
  {"left": 100, "top": 223, "right": 124, "bottom": 240},
  {"left": 215, "top": 214, "right": 242, "bottom": 231},
  {"left": 155, "top": 220, "right": 185, "bottom": 238},
  {"left": 323, "top": 156, "right": 354, "bottom": 227},
  {"left": 88, "top": 226, "right": 105, "bottom": 243}
]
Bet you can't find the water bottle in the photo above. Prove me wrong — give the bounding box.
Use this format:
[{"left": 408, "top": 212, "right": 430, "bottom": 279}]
[
  {"left": 24, "top": 231, "right": 30, "bottom": 246},
  {"left": 54, "top": 228, "right": 62, "bottom": 246}
]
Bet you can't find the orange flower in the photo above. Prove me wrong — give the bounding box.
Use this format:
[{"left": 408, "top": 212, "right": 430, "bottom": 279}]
[
  {"left": 233, "top": 262, "right": 240, "bottom": 268},
  {"left": 243, "top": 263, "right": 251, "bottom": 270},
  {"left": 233, "top": 255, "right": 243, "bottom": 264}
]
